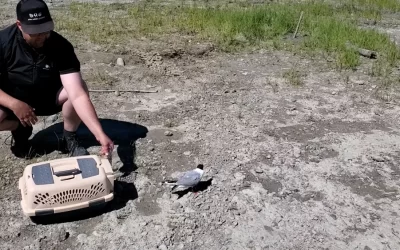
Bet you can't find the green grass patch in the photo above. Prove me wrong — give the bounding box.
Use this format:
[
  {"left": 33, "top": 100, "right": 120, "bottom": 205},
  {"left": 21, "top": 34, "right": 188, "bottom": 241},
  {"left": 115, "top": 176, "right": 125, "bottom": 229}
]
[
  {"left": 283, "top": 67, "right": 305, "bottom": 86},
  {"left": 52, "top": 0, "right": 400, "bottom": 70}
]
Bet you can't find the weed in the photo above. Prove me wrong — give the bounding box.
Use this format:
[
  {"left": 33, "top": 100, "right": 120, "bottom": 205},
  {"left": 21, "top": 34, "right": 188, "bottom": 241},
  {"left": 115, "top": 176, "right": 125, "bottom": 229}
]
[{"left": 283, "top": 68, "right": 304, "bottom": 86}]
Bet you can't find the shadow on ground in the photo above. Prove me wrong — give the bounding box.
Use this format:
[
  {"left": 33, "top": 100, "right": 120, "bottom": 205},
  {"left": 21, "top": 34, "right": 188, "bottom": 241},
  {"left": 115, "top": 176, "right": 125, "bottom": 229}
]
[
  {"left": 27, "top": 119, "right": 148, "bottom": 224},
  {"left": 30, "top": 118, "right": 148, "bottom": 175}
]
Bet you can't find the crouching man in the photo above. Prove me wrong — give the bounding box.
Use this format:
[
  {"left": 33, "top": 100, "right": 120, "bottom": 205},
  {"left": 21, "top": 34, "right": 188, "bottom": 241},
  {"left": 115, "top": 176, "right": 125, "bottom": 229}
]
[{"left": 0, "top": 0, "right": 114, "bottom": 157}]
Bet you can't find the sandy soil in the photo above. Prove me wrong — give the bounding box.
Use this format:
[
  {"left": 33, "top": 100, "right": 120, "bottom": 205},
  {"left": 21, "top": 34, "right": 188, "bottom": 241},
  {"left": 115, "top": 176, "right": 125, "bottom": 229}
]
[{"left": 1, "top": 1, "right": 400, "bottom": 250}]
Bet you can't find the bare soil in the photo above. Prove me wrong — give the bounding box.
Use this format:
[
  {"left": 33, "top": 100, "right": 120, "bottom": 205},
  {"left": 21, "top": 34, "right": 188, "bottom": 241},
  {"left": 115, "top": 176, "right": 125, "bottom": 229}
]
[{"left": 1, "top": 1, "right": 400, "bottom": 250}]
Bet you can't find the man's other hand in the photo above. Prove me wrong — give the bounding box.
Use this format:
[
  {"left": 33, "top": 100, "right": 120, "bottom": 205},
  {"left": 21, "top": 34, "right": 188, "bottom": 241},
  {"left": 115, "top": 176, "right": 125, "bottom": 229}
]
[{"left": 11, "top": 100, "right": 38, "bottom": 127}]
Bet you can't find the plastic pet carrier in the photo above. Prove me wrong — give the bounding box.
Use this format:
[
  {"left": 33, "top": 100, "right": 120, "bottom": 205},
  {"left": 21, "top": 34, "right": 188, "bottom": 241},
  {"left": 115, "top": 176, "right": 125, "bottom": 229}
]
[{"left": 18, "top": 155, "right": 115, "bottom": 217}]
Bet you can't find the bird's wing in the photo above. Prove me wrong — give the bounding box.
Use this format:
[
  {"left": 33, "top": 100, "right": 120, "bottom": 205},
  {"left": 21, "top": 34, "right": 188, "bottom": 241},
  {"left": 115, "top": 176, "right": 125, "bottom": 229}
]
[{"left": 176, "top": 171, "right": 201, "bottom": 187}]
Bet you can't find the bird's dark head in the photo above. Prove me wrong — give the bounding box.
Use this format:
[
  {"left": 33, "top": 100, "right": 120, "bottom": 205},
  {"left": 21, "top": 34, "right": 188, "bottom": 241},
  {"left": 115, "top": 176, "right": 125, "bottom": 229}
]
[{"left": 196, "top": 164, "right": 204, "bottom": 170}]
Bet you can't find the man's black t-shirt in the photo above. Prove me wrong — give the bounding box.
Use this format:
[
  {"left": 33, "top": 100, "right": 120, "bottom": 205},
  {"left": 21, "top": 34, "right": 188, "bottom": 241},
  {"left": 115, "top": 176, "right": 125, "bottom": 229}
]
[{"left": 0, "top": 23, "right": 80, "bottom": 107}]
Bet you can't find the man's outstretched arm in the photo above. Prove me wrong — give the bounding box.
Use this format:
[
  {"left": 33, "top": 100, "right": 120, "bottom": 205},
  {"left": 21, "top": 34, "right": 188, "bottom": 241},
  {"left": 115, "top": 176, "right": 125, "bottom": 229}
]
[{"left": 60, "top": 71, "right": 114, "bottom": 154}]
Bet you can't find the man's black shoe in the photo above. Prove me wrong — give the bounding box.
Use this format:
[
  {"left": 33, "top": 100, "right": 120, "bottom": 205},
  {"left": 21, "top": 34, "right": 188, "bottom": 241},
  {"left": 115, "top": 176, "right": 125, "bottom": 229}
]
[
  {"left": 62, "top": 129, "right": 89, "bottom": 156},
  {"left": 10, "top": 123, "right": 33, "bottom": 158}
]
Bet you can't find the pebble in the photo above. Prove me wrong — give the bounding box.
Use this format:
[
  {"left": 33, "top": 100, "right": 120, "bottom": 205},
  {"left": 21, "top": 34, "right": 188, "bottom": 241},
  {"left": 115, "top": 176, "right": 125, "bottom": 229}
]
[
  {"left": 293, "top": 147, "right": 301, "bottom": 158},
  {"left": 57, "top": 228, "right": 69, "bottom": 242},
  {"left": 158, "top": 244, "right": 168, "bottom": 250},
  {"left": 172, "top": 202, "right": 182, "bottom": 211},
  {"left": 164, "top": 131, "right": 173, "bottom": 136},
  {"left": 234, "top": 172, "right": 246, "bottom": 180},
  {"left": 164, "top": 119, "right": 173, "bottom": 127},
  {"left": 116, "top": 58, "right": 125, "bottom": 66},
  {"left": 370, "top": 155, "right": 385, "bottom": 162},
  {"left": 255, "top": 167, "right": 263, "bottom": 174}
]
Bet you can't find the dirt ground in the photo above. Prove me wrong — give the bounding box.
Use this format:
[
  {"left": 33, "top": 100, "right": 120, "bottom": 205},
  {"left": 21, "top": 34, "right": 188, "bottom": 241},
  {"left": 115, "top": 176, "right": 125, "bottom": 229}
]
[{"left": 1, "top": 1, "right": 400, "bottom": 250}]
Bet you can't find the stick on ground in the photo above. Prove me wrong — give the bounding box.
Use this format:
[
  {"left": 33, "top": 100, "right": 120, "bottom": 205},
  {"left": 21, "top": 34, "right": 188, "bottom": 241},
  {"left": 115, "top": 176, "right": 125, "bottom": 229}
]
[
  {"left": 293, "top": 11, "right": 304, "bottom": 39},
  {"left": 88, "top": 89, "right": 158, "bottom": 93},
  {"left": 345, "top": 41, "right": 378, "bottom": 59}
]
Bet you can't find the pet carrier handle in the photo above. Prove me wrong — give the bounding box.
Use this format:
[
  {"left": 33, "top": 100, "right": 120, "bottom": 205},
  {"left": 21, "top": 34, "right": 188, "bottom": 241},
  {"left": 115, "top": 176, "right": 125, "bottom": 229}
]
[{"left": 53, "top": 168, "right": 81, "bottom": 177}]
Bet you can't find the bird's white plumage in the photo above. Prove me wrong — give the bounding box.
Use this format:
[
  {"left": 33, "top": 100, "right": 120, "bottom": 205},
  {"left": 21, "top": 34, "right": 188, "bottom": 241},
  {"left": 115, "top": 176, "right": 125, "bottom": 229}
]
[{"left": 171, "top": 167, "right": 204, "bottom": 192}]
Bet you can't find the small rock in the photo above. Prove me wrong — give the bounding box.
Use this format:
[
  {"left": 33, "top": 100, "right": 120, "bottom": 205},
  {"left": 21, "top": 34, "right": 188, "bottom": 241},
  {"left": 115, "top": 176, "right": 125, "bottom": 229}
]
[
  {"left": 255, "top": 167, "right": 263, "bottom": 174},
  {"left": 57, "top": 229, "right": 69, "bottom": 242},
  {"left": 164, "top": 119, "right": 173, "bottom": 127},
  {"left": 172, "top": 202, "right": 182, "bottom": 211},
  {"left": 164, "top": 131, "right": 173, "bottom": 136},
  {"left": 234, "top": 172, "right": 245, "bottom": 180},
  {"left": 266, "top": 155, "right": 271, "bottom": 159},
  {"left": 115, "top": 90, "right": 120, "bottom": 96},
  {"left": 371, "top": 155, "right": 385, "bottom": 162},
  {"left": 116, "top": 58, "right": 125, "bottom": 66},
  {"left": 293, "top": 147, "right": 301, "bottom": 158},
  {"left": 139, "top": 222, "right": 148, "bottom": 227},
  {"left": 149, "top": 147, "right": 155, "bottom": 151},
  {"left": 242, "top": 181, "right": 251, "bottom": 188},
  {"left": 183, "top": 151, "right": 191, "bottom": 156},
  {"left": 158, "top": 244, "right": 168, "bottom": 250}
]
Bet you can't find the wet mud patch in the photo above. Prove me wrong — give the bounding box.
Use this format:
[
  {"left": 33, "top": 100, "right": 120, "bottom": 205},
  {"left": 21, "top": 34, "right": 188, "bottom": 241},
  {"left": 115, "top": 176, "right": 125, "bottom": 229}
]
[
  {"left": 292, "top": 191, "right": 325, "bottom": 202},
  {"left": 332, "top": 170, "right": 399, "bottom": 200},
  {"left": 241, "top": 171, "right": 283, "bottom": 194},
  {"left": 303, "top": 142, "right": 339, "bottom": 162},
  {"left": 264, "top": 119, "right": 390, "bottom": 143}
]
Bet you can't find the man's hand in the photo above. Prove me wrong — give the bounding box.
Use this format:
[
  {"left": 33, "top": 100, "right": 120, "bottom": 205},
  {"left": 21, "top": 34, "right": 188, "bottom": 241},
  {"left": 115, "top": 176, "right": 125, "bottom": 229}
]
[
  {"left": 98, "top": 133, "right": 114, "bottom": 156},
  {"left": 11, "top": 100, "right": 38, "bottom": 127}
]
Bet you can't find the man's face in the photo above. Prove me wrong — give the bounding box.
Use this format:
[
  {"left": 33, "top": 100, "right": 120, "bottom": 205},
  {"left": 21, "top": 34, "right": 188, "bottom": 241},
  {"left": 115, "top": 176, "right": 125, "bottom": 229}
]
[{"left": 16, "top": 21, "right": 50, "bottom": 48}]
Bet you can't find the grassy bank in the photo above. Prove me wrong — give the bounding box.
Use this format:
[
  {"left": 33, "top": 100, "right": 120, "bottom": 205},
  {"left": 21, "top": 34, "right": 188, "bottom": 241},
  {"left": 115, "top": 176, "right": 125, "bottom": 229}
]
[{"left": 52, "top": 0, "right": 400, "bottom": 70}]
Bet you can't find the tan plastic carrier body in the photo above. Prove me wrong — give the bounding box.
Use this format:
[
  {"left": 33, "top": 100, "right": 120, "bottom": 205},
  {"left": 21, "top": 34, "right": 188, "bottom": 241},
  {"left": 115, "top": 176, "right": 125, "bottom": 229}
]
[{"left": 19, "top": 155, "right": 115, "bottom": 216}]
